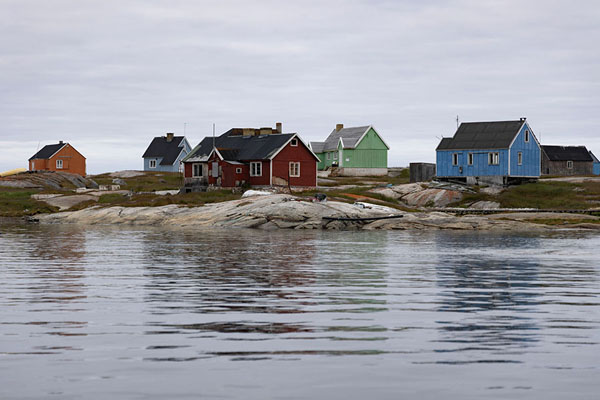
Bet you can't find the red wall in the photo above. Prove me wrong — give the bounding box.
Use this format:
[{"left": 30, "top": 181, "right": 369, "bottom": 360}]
[
  {"left": 248, "top": 160, "right": 271, "bottom": 186},
  {"left": 271, "top": 141, "right": 317, "bottom": 187},
  {"left": 184, "top": 162, "right": 192, "bottom": 177}
]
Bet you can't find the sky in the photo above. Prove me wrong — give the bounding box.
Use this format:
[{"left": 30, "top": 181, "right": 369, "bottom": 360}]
[{"left": 1, "top": 0, "right": 599, "bottom": 174}]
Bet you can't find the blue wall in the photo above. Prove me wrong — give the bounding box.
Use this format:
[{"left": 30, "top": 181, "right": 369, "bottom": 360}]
[
  {"left": 143, "top": 139, "right": 191, "bottom": 172},
  {"left": 594, "top": 163, "right": 600, "bottom": 176},
  {"left": 508, "top": 123, "right": 540, "bottom": 177},
  {"left": 436, "top": 122, "right": 540, "bottom": 178}
]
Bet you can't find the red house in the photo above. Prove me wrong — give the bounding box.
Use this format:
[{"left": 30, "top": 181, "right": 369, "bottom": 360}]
[
  {"left": 28, "top": 141, "right": 86, "bottom": 176},
  {"left": 182, "top": 124, "right": 319, "bottom": 189}
]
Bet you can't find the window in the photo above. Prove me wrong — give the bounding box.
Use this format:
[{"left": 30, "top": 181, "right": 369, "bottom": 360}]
[
  {"left": 290, "top": 138, "right": 298, "bottom": 147},
  {"left": 250, "top": 162, "right": 262, "bottom": 176},
  {"left": 567, "top": 161, "right": 573, "bottom": 169},
  {"left": 192, "top": 163, "right": 202, "bottom": 177},
  {"left": 518, "top": 152, "right": 523, "bottom": 165},
  {"left": 452, "top": 153, "right": 458, "bottom": 166},
  {"left": 488, "top": 152, "right": 499, "bottom": 165},
  {"left": 326, "top": 152, "right": 331, "bottom": 160},
  {"left": 289, "top": 162, "right": 300, "bottom": 177},
  {"left": 524, "top": 130, "right": 530, "bottom": 143},
  {"left": 334, "top": 152, "right": 338, "bottom": 160},
  {"left": 468, "top": 153, "right": 473, "bottom": 165},
  {"left": 149, "top": 159, "right": 157, "bottom": 169},
  {"left": 236, "top": 167, "right": 242, "bottom": 174},
  {"left": 56, "top": 159, "right": 63, "bottom": 169}
]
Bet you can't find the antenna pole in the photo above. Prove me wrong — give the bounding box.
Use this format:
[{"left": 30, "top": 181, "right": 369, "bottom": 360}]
[
  {"left": 212, "top": 123, "right": 215, "bottom": 150},
  {"left": 456, "top": 115, "right": 459, "bottom": 129}
]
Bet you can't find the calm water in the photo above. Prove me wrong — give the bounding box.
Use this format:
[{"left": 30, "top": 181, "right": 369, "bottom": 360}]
[{"left": 0, "top": 224, "right": 599, "bottom": 399}]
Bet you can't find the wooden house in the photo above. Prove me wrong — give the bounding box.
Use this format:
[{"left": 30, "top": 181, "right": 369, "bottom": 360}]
[
  {"left": 142, "top": 133, "right": 191, "bottom": 172},
  {"left": 28, "top": 141, "right": 86, "bottom": 176},
  {"left": 182, "top": 123, "right": 319, "bottom": 189},
  {"left": 310, "top": 124, "right": 389, "bottom": 176},
  {"left": 436, "top": 118, "right": 541, "bottom": 186},
  {"left": 541, "top": 145, "right": 594, "bottom": 176},
  {"left": 590, "top": 151, "right": 600, "bottom": 176}
]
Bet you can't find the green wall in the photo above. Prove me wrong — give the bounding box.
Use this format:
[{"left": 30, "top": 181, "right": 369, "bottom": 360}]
[{"left": 317, "top": 127, "right": 388, "bottom": 170}]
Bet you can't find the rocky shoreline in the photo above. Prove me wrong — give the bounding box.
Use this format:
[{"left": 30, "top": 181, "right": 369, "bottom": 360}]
[{"left": 32, "top": 193, "right": 600, "bottom": 231}]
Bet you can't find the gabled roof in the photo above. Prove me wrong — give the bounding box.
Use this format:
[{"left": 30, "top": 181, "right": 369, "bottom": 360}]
[
  {"left": 184, "top": 131, "right": 319, "bottom": 163},
  {"left": 29, "top": 143, "right": 67, "bottom": 160},
  {"left": 590, "top": 151, "right": 599, "bottom": 163},
  {"left": 310, "top": 142, "right": 325, "bottom": 153},
  {"left": 142, "top": 136, "right": 187, "bottom": 166},
  {"left": 436, "top": 120, "right": 526, "bottom": 150},
  {"left": 542, "top": 145, "right": 593, "bottom": 162},
  {"left": 323, "top": 126, "right": 370, "bottom": 151}
]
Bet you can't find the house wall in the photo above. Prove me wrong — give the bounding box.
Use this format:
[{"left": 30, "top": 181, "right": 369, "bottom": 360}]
[
  {"left": 436, "top": 149, "right": 509, "bottom": 177},
  {"left": 248, "top": 160, "right": 271, "bottom": 186},
  {"left": 541, "top": 157, "right": 593, "bottom": 176},
  {"left": 30, "top": 144, "right": 86, "bottom": 176},
  {"left": 271, "top": 141, "right": 317, "bottom": 187},
  {"left": 315, "top": 152, "right": 325, "bottom": 170},
  {"left": 594, "top": 162, "right": 600, "bottom": 176},
  {"left": 320, "top": 150, "right": 340, "bottom": 169},
  {"left": 340, "top": 128, "right": 388, "bottom": 169},
  {"left": 509, "top": 123, "right": 540, "bottom": 177}
]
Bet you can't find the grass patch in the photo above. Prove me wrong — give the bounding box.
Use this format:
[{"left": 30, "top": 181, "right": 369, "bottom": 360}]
[
  {"left": 91, "top": 171, "right": 183, "bottom": 192},
  {"left": 95, "top": 190, "right": 242, "bottom": 208},
  {"left": 0, "top": 188, "right": 58, "bottom": 216}
]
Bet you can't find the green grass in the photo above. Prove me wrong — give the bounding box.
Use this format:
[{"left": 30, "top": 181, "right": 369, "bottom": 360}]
[
  {"left": 0, "top": 188, "right": 57, "bottom": 217},
  {"left": 95, "top": 190, "right": 242, "bottom": 208},
  {"left": 91, "top": 171, "right": 183, "bottom": 192}
]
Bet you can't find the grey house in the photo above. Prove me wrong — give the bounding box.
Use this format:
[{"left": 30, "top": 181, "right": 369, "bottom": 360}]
[
  {"left": 541, "top": 145, "right": 594, "bottom": 176},
  {"left": 142, "top": 133, "right": 191, "bottom": 172}
]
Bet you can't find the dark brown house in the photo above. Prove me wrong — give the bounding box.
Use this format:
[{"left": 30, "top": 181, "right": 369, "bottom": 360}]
[{"left": 541, "top": 145, "right": 593, "bottom": 176}]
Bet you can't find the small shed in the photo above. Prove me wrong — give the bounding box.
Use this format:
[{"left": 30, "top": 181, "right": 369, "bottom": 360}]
[
  {"left": 29, "top": 141, "right": 86, "bottom": 176},
  {"left": 590, "top": 151, "right": 600, "bottom": 176},
  {"left": 541, "top": 145, "right": 593, "bottom": 176},
  {"left": 410, "top": 163, "right": 436, "bottom": 183}
]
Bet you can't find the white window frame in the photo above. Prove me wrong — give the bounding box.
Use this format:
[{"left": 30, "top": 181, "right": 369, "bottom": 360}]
[
  {"left": 289, "top": 162, "right": 300, "bottom": 177},
  {"left": 567, "top": 160, "right": 573, "bottom": 169},
  {"left": 56, "top": 159, "right": 63, "bottom": 169},
  {"left": 524, "top": 130, "right": 530, "bottom": 143},
  {"left": 250, "top": 162, "right": 262, "bottom": 177},
  {"left": 326, "top": 152, "right": 331, "bottom": 160},
  {"left": 518, "top": 152, "right": 523, "bottom": 166},
  {"left": 488, "top": 152, "right": 499, "bottom": 165},
  {"left": 290, "top": 138, "right": 298, "bottom": 147},
  {"left": 334, "top": 152, "right": 338, "bottom": 160},
  {"left": 149, "top": 159, "right": 157, "bottom": 169},
  {"left": 236, "top": 167, "right": 242, "bottom": 174},
  {"left": 467, "top": 153, "right": 473, "bottom": 165},
  {"left": 452, "top": 153, "right": 458, "bottom": 166},
  {"left": 192, "top": 163, "right": 202, "bottom": 177}
]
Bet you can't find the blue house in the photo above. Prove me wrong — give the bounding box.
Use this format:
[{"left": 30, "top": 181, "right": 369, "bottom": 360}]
[
  {"left": 436, "top": 118, "right": 541, "bottom": 185},
  {"left": 590, "top": 151, "right": 600, "bottom": 176},
  {"left": 142, "top": 133, "right": 191, "bottom": 172}
]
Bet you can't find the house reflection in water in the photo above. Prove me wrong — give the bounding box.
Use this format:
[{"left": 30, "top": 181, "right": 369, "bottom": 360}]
[{"left": 432, "top": 233, "right": 543, "bottom": 356}]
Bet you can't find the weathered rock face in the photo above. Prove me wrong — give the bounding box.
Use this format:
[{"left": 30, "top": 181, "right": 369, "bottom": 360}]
[
  {"left": 469, "top": 201, "right": 501, "bottom": 209},
  {"left": 35, "top": 193, "right": 554, "bottom": 232},
  {"left": 370, "top": 183, "right": 462, "bottom": 207}
]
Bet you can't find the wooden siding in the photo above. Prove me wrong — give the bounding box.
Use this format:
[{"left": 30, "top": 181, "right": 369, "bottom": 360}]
[
  {"left": 271, "top": 140, "right": 317, "bottom": 187},
  {"left": 594, "top": 162, "right": 600, "bottom": 176},
  {"left": 509, "top": 123, "right": 540, "bottom": 177},
  {"left": 340, "top": 127, "right": 388, "bottom": 169},
  {"left": 29, "top": 144, "right": 86, "bottom": 176}
]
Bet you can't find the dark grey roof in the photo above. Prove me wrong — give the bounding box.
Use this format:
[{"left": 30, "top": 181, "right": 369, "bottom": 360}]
[
  {"left": 322, "top": 126, "right": 370, "bottom": 151},
  {"left": 29, "top": 143, "right": 67, "bottom": 160},
  {"left": 310, "top": 141, "right": 325, "bottom": 153},
  {"left": 541, "top": 145, "right": 593, "bottom": 162},
  {"left": 436, "top": 120, "right": 525, "bottom": 150},
  {"left": 590, "top": 151, "right": 599, "bottom": 163},
  {"left": 186, "top": 131, "right": 318, "bottom": 162},
  {"left": 142, "top": 136, "right": 186, "bottom": 165}
]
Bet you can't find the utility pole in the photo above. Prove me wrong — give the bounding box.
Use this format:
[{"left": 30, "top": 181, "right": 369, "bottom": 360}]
[{"left": 456, "top": 115, "right": 459, "bottom": 129}]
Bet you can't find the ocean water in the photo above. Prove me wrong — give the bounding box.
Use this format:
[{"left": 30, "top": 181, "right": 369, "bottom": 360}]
[{"left": 0, "top": 224, "right": 599, "bottom": 399}]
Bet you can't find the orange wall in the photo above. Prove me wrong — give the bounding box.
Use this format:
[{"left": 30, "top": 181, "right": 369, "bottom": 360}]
[{"left": 29, "top": 144, "right": 86, "bottom": 176}]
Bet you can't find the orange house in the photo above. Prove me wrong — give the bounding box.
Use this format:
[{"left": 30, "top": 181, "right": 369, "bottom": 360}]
[{"left": 29, "top": 141, "right": 86, "bottom": 176}]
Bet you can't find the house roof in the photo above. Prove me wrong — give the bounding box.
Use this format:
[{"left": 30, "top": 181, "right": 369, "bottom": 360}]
[
  {"left": 323, "top": 126, "right": 371, "bottom": 151},
  {"left": 541, "top": 145, "right": 593, "bottom": 162},
  {"left": 310, "top": 141, "right": 325, "bottom": 153},
  {"left": 590, "top": 151, "right": 599, "bottom": 163},
  {"left": 185, "top": 130, "right": 319, "bottom": 163},
  {"left": 436, "top": 120, "right": 526, "bottom": 150},
  {"left": 29, "top": 143, "right": 67, "bottom": 160},
  {"left": 142, "top": 136, "right": 186, "bottom": 166}
]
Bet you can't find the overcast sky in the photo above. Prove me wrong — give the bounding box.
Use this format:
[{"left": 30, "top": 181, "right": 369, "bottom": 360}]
[{"left": 1, "top": 0, "right": 599, "bottom": 174}]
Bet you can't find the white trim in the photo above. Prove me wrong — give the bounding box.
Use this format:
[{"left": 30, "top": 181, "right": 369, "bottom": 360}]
[
  {"left": 352, "top": 125, "right": 391, "bottom": 150},
  {"left": 149, "top": 159, "right": 157, "bottom": 169},
  {"left": 236, "top": 167, "right": 242, "bottom": 174},
  {"left": 250, "top": 161, "right": 262, "bottom": 177},
  {"left": 268, "top": 133, "right": 320, "bottom": 161},
  {"left": 290, "top": 138, "right": 298, "bottom": 147},
  {"left": 270, "top": 159, "right": 273, "bottom": 185},
  {"left": 517, "top": 151, "right": 523, "bottom": 166},
  {"left": 56, "top": 159, "right": 63, "bottom": 169},
  {"left": 192, "top": 163, "right": 202, "bottom": 177},
  {"left": 315, "top": 161, "right": 318, "bottom": 186},
  {"left": 508, "top": 121, "right": 541, "bottom": 149},
  {"left": 207, "top": 148, "right": 224, "bottom": 161},
  {"left": 46, "top": 143, "right": 68, "bottom": 160},
  {"left": 452, "top": 153, "right": 459, "bottom": 166},
  {"left": 289, "top": 162, "right": 300, "bottom": 177}
]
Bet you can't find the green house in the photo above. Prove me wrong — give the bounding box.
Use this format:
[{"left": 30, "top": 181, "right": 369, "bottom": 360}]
[{"left": 310, "top": 124, "right": 389, "bottom": 176}]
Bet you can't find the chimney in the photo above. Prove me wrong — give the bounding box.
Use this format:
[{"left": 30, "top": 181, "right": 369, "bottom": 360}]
[
  {"left": 166, "top": 132, "right": 174, "bottom": 142},
  {"left": 260, "top": 127, "right": 272, "bottom": 135},
  {"left": 520, "top": 117, "right": 526, "bottom": 122},
  {"left": 336, "top": 123, "right": 344, "bottom": 132},
  {"left": 276, "top": 122, "right": 282, "bottom": 133},
  {"left": 242, "top": 128, "right": 254, "bottom": 137},
  {"left": 59, "top": 140, "right": 63, "bottom": 144}
]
